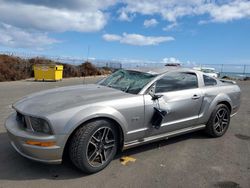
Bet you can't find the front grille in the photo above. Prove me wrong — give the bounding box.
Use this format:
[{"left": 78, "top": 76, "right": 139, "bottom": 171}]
[{"left": 16, "top": 112, "right": 27, "bottom": 129}]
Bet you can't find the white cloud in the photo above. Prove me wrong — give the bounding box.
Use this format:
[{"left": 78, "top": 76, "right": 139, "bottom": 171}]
[
  {"left": 120, "top": 0, "right": 203, "bottom": 22},
  {"left": 0, "top": 0, "right": 110, "bottom": 32},
  {"left": 103, "top": 34, "right": 122, "bottom": 41},
  {"left": 163, "top": 22, "right": 179, "bottom": 31},
  {"left": 1, "top": 0, "right": 250, "bottom": 50},
  {"left": 120, "top": 0, "right": 250, "bottom": 24},
  {"left": 203, "top": 1, "right": 250, "bottom": 22},
  {"left": 6, "top": 0, "right": 117, "bottom": 10},
  {"left": 103, "top": 33, "right": 174, "bottom": 46},
  {"left": 0, "top": 0, "right": 116, "bottom": 50},
  {"left": 1, "top": 0, "right": 250, "bottom": 34},
  {"left": 118, "top": 11, "right": 131, "bottom": 21},
  {"left": 0, "top": 0, "right": 250, "bottom": 34},
  {"left": 144, "top": 19, "right": 158, "bottom": 28},
  {"left": 0, "top": 23, "right": 59, "bottom": 49},
  {"left": 118, "top": 9, "right": 136, "bottom": 21}
]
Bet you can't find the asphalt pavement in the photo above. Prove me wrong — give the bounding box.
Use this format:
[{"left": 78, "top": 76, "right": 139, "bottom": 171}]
[{"left": 0, "top": 77, "right": 249, "bottom": 188}]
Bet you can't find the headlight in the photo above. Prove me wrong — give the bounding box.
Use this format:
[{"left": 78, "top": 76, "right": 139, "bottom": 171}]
[{"left": 29, "top": 117, "right": 52, "bottom": 134}]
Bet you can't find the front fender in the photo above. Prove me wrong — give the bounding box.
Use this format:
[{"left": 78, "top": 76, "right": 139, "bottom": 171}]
[{"left": 63, "top": 105, "right": 128, "bottom": 139}]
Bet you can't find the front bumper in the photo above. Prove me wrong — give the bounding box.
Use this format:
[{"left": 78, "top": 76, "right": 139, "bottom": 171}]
[{"left": 5, "top": 113, "right": 66, "bottom": 164}]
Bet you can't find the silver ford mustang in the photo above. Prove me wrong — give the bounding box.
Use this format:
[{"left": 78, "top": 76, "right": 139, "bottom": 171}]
[{"left": 5, "top": 68, "right": 241, "bottom": 173}]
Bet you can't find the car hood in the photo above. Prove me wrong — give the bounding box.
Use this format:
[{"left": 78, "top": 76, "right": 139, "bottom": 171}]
[{"left": 13, "top": 84, "right": 128, "bottom": 116}]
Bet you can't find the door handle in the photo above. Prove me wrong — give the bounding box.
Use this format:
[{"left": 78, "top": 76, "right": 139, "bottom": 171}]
[{"left": 192, "top": 94, "right": 200, "bottom": 100}]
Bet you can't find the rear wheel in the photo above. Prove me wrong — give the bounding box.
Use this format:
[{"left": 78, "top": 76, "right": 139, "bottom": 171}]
[
  {"left": 69, "top": 119, "right": 118, "bottom": 173},
  {"left": 205, "top": 104, "right": 230, "bottom": 137}
]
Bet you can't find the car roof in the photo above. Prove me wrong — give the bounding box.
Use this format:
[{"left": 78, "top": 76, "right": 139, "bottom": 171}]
[
  {"left": 127, "top": 67, "right": 199, "bottom": 75},
  {"left": 193, "top": 67, "right": 215, "bottom": 70}
]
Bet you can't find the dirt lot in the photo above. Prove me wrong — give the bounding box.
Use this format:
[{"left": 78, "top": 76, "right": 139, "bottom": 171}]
[{"left": 0, "top": 78, "right": 249, "bottom": 188}]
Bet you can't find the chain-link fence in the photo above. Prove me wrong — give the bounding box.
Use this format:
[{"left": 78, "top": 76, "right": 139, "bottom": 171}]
[
  {"left": 1, "top": 51, "right": 250, "bottom": 80},
  {"left": 191, "top": 64, "right": 250, "bottom": 79}
]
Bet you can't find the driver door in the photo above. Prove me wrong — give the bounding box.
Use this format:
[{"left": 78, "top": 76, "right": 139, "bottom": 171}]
[{"left": 144, "top": 72, "right": 203, "bottom": 137}]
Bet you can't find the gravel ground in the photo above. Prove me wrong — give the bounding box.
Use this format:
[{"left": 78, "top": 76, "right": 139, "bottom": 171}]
[{"left": 0, "top": 78, "right": 249, "bottom": 188}]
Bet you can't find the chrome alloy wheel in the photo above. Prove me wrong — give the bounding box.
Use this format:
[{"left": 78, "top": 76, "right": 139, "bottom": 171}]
[
  {"left": 213, "top": 108, "right": 229, "bottom": 134},
  {"left": 86, "top": 127, "right": 115, "bottom": 167}
]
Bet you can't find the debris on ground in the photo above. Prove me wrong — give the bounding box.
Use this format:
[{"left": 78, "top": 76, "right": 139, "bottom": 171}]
[{"left": 120, "top": 156, "right": 136, "bottom": 165}]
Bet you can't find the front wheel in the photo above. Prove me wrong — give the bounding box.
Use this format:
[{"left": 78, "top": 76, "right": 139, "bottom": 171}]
[
  {"left": 205, "top": 104, "right": 230, "bottom": 137},
  {"left": 69, "top": 119, "right": 118, "bottom": 173}
]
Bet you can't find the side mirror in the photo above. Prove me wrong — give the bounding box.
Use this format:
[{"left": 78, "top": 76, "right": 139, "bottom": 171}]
[
  {"left": 148, "top": 84, "right": 163, "bottom": 100},
  {"left": 148, "top": 84, "right": 155, "bottom": 98},
  {"left": 151, "top": 94, "right": 163, "bottom": 100}
]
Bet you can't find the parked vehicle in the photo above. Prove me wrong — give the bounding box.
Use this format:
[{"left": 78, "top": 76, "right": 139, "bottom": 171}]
[
  {"left": 5, "top": 68, "right": 241, "bottom": 173},
  {"left": 193, "top": 67, "right": 219, "bottom": 78},
  {"left": 165, "top": 63, "right": 181, "bottom": 67}
]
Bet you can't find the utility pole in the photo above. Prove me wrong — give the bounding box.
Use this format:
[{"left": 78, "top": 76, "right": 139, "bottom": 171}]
[
  {"left": 221, "top": 64, "right": 223, "bottom": 74},
  {"left": 87, "top": 45, "right": 90, "bottom": 62},
  {"left": 83, "top": 45, "right": 90, "bottom": 85},
  {"left": 243, "top": 64, "right": 246, "bottom": 76}
]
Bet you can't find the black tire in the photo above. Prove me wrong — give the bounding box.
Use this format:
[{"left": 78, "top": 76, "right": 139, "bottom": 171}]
[
  {"left": 69, "top": 119, "right": 118, "bottom": 174},
  {"left": 205, "top": 104, "right": 230, "bottom": 137}
]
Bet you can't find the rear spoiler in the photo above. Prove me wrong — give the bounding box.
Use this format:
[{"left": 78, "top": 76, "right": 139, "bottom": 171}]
[{"left": 219, "top": 79, "right": 236, "bottom": 84}]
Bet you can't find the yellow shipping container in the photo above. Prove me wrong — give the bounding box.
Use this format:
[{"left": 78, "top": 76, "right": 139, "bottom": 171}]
[{"left": 33, "top": 64, "right": 63, "bottom": 81}]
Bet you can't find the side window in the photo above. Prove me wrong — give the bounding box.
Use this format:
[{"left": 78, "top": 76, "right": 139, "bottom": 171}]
[
  {"left": 203, "top": 75, "right": 217, "bottom": 86},
  {"left": 155, "top": 72, "right": 198, "bottom": 93}
]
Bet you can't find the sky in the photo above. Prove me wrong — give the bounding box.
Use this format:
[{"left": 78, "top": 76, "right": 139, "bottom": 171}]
[{"left": 0, "top": 0, "right": 250, "bottom": 66}]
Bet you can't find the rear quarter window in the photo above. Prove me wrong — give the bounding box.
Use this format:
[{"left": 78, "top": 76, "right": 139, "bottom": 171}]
[{"left": 203, "top": 75, "right": 217, "bottom": 86}]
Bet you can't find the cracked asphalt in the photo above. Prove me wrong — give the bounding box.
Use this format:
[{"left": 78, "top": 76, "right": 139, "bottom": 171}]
[{"left": 0, "top": 77, "right": 249, "bottom": 188}]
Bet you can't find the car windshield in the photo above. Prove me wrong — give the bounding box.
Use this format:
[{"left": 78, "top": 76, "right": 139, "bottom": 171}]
[{"left": 99, "top": 69, "right": 156, "bottom": 94}]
